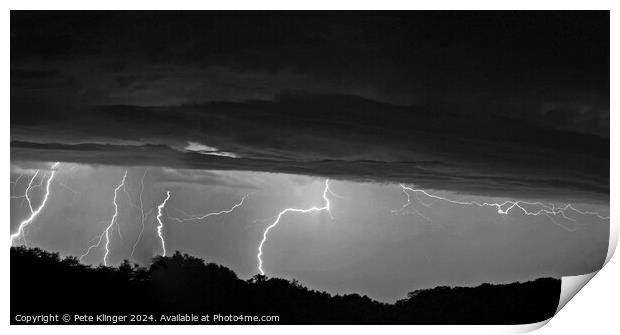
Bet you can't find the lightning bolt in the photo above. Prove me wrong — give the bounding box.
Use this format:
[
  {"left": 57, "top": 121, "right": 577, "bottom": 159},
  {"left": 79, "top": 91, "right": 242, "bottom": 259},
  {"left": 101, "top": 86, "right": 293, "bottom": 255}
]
[
  {"left": 57, "top": 181, "right": 79, "bottom": 195},
  {"left": 396, "top": 184, "right": 609, "bottom": 231},
  {"left": 10, "top": 162, "right": 60, "bottom": 246},
  {"left": 10, "top": 174, "right": 24, "bottom": 190},
  {"left": 117, "top": 172, "right": 145, "bottom": 242},
  {"left": 391, "top": 185, "right": 432, "bottom": 222},
  {"left": 10, "top": 171, "right": 39, "bottom": 209},
  {"left": 257, "top": 179, "right": 333, "bottom": 275},
  {"left": 168, "top": 194, "right": 249, "bottom": 223},
  {"left": 129, "top": 168, "right": 150, "bottom": 259},
  {"left": 79, "top": 170, "right": 128, "bottom": 266},
  {"left": 28, "top": 174, "right": 46, "bottom": 197},
  {"left": 156, "top": 191, "right": 172, "bottom": 256}
]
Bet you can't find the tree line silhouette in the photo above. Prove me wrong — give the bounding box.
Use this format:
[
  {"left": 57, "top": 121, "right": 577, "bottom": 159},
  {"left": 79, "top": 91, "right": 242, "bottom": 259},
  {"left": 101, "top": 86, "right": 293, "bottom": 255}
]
[{"left": 11, "top": 246, "right": 560, "bottom": 324}]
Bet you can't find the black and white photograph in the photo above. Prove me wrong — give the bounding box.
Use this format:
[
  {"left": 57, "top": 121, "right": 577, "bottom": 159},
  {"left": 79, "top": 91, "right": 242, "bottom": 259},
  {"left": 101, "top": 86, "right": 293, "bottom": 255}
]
[{"left": 8, "top": 9, "right": 611, "bottom": 326}]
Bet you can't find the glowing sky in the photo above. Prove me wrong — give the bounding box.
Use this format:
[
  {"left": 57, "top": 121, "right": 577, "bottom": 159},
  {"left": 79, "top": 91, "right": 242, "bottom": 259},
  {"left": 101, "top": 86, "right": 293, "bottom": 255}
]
[{"left": 9, "top": 163, "right": 608, "bottom": 302}]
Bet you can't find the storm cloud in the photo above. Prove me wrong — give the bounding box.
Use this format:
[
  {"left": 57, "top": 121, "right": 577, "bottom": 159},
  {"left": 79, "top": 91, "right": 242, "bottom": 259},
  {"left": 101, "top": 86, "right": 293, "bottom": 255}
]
[
  {"left": 11, "top": 11, "right": 609, "bottom": 203},
  {"left": 11, "top": 93, "right": 608, "bottom": 202}
]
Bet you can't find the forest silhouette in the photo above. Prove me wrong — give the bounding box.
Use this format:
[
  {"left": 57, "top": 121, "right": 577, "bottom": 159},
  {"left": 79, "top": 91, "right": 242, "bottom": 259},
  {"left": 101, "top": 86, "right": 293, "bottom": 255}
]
[{"left": 11, "top": 246, "right": 560, "bottom": 324}]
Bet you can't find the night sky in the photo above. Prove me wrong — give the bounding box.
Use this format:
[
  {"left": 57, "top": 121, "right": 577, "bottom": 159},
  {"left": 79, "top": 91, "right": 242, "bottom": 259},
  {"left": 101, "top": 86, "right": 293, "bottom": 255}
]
[{"left": 10, "top": 11, "right": 609, "bottom": 302}]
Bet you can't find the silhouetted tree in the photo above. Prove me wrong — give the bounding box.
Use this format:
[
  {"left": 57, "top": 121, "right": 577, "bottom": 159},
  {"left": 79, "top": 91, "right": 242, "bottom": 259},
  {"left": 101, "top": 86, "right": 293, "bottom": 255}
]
[{"left": 11, "top": 246, "right": 560, "bottom": 325}]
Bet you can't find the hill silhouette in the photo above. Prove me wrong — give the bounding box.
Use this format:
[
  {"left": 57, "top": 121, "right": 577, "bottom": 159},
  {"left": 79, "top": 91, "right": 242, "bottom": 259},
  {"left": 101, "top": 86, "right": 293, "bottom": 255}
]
[{"left": 11, "top": 246, "right": 560, "bottom": 324}]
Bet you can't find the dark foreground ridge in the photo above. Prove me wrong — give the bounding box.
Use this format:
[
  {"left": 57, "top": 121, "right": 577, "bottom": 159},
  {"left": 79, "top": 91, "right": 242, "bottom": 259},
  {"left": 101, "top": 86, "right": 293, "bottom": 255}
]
[{"left": 11, "top": 247, "right": 560, "bottom": 325}]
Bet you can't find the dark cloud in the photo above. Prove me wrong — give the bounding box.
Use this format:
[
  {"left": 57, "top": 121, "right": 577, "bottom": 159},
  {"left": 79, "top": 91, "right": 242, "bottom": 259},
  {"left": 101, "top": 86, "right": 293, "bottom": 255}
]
[
  {"left": 11, "top": 93, "right": 608, "bottom": 202},
  {"left": 11, "top": 11, "right": 609, "bottom": 136},
  {"left": 11, "top": 12, "right": 609, "bottom": 74},
  {"left": 10, "top": 11, "right": 609, "bottom": 201}
]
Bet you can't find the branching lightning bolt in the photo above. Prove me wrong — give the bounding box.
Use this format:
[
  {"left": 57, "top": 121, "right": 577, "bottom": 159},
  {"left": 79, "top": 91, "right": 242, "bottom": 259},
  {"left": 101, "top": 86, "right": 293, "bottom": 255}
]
[
  {"left": 58, "top": 181, "right": 79, "bottom": 195},
  {"left": 129, "top": 168, "right": 150, "bottom": 259},
  {"left": 257, "top": 179, "right": 333, "bottom": 275},
  {"left": 10, "top": 162, "right": 60, "bottom": 246},
  {"left": 117, "top": 173, "right": 143, "bottom": 242},
  {"left": 10, "top": 171, "right": 39, "bottom": 210},
  {"left": 156, "top": 191, "right": 172, "bottom": 256},
  {"left": 391, "top": 185, "right": 431, "bottom": 222},
  {"left": 396, "top": 184, "right": 609, "bottom": 232},
  {"left": 168, "top": 194, "right": 249, "bottom": 223},
  {"left": 10, "top": 174, "right": 24, "bottom": 190},
  {"left": 79, "top": 171, "right": 128, "bottom": 266}
]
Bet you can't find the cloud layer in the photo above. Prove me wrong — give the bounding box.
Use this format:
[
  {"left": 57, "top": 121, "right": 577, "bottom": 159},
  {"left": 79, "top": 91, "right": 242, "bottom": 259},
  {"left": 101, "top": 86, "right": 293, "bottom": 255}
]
[{"left": 12, "top": 93, "right": 608, "bottom": 202}]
